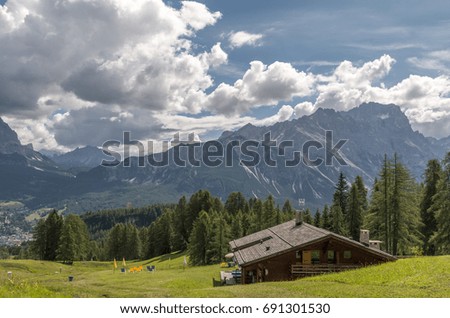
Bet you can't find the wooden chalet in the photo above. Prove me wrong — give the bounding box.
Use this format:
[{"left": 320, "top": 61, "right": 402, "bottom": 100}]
[{"left": 229, "top": 216, "right": 396, "bottom": 284}]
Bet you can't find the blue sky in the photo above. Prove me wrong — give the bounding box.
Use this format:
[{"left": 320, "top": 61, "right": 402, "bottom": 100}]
[
  {"left": 205, "top": 0, "right": 449, "bottom": 83},
  {"left": 1, "top": 0, "right": 450, "bottom": 151}
]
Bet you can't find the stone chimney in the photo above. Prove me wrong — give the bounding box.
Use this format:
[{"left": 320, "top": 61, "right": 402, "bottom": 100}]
[
  {"left": 295, "top": 211, "right": 303, "bottom": 226},
  {"left": 369, "top": 240, "right": 382, "bottom": 250},
  {"left": 360, "top": 229, "right": 369, "bottom": 246}
]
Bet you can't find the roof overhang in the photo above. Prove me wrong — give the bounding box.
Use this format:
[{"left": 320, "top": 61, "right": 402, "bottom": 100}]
[{"left": 232, "top": 233, "right": 396, "bottom": 267}]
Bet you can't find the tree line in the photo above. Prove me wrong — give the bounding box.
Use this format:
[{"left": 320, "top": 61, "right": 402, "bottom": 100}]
[
  {"left": 312, "top": 152, "right": 450, "bottom": 256},
  {"left": 116, "top": 190, "right": 297, "bottom": 265},
  {"left": 23, "top": 151, "right": 450, "bottom": 262}
]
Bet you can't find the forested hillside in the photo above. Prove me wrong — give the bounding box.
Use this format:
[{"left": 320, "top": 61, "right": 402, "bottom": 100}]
[{"left": 5, "top": 152, "right": 448, "bottom": 263}]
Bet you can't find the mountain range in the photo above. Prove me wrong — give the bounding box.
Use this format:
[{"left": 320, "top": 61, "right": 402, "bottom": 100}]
[{"left": 0, "top": 103, "right": 449, "bottom": 212}]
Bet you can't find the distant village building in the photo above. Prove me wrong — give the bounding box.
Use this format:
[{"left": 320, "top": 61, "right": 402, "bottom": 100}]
[{"left": 229, "top": 215, "right": 396, "bottom": 284}]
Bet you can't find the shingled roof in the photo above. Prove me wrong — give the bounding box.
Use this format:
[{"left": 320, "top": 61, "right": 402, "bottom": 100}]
[{"left": 229, "top": 220, "right": 396, "bottom": 266}]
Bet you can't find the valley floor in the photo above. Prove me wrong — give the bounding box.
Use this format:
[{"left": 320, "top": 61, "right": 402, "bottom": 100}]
[{"left": 0, "top": 254, "right": 449, "bottom": 298}]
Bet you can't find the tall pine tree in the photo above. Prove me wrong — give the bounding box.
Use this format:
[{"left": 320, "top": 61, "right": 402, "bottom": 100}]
[
  {"left": 430, "top": 153, "right": 450, "bottom": 254},
  {"left": 366, "top": 154, "right": 422, "bottom": 255},
  {"left": 188, "top": 211, "right": 211, "bottom": 266},
  {"left": 333, "top": 172, "right": 349, "bottom": 219},
  {"left": 31, "top": 219, "right": 47, "bottom": 260},
  {"left": 208, "top": 211, "right": 230, "bottom": 263},
  {"left": 391, "top": 154, "right": 422, "bottom": 255},
  {"left": 347, "top": 183, "right": 363, "bottom": 240},
  {"left": 314, "top": 209, "right": 322, "bottom": 228},
  {"left": 420, "top": 159, "right": 442, "bottom": 255},
  {"left": 262, "top": 195, "right": 277, "bottom": 228},
  {"left": 225, "top": 192, "right": 248, "bottom": 215},
  {"left": 251, "top": 199, "right": 264, "bottom": 232},
  {"left": 44, "top": 210, "right": 63, "bottom": 261},
  {"left": 330, "top": 205, "right": 346, "bottom": 235},
  {"left": 303, "top": 208, "right": 313, "bottom": 224},
  {"left": 322, "top": 204, "right": 332, "bottom": 230},
  {"left": 57, "top": 215, "right": 90, "bottom": 262}
]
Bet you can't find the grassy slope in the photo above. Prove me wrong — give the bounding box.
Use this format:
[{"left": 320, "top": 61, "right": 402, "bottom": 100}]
[{"left": 0, "top": 254, "right": 449, "bottom": 298}]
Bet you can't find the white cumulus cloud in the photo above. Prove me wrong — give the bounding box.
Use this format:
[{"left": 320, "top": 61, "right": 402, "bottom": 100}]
[
  {"left": 0, "top": 0, "right": 223, "bottom": 117},
  {"left": 1, "top": 0, "right": 450, "bottom": 150},
  {"left": 255, "top": 105, "right": 295, "bottom": 126},
  {"left": 229, "top": 31, "right": 263, "bottom": 48},
  {"left": 294, "top": 102, "right": 316, "bottom": 118},
  {"left": 205, "top": 61, "right": 315, "bottom": 115},
  {"left": 307, "top": 55, "right": 450, "bottom": 138}
]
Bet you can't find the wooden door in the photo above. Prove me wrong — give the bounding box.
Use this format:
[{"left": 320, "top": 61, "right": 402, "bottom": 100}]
[{"left": 302, "top": 251, "right": 312, "bottom": 265}]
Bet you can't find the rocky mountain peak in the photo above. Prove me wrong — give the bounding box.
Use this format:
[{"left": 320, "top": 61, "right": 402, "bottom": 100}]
[
  {"left": 0, "top": 117, "right": 22, "bottom": 154},
  {"left": 347, "top": 102, "right": 411, "bottom": 130}
]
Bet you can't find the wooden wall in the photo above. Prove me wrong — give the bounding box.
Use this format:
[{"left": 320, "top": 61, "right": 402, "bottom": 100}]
[{"left": 241, "top": 238, "right": 391, "bottom": 283}]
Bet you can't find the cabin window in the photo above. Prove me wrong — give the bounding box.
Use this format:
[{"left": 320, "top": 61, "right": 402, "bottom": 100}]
[
  {"left": 327, "top": 250, "right": 335, "bottom": 263},
  {"left": 311, "top": 250, "right": 320, "bottom": 264},
  {"left": 344, "top": 250, "right": 352, "bottom": 259},
  {"left": 296, "top": 250, "right": 302, "bottom": 259}
]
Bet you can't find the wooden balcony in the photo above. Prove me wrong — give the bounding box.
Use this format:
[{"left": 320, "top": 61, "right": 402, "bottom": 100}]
[{"left": 291, "top": 264, "right": 362, "bottom": 276}]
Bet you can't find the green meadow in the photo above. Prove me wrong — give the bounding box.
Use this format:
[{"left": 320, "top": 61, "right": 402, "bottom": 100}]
[{"left": 0, "top": 254, "right": 449, "bottom": 298}]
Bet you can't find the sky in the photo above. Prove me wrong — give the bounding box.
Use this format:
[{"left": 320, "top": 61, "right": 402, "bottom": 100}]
[{"left": 0, "top": 0, "right": 450, "bottom": 152}]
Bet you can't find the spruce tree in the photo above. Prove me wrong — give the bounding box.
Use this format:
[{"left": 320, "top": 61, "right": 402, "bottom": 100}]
[
  {"left": 31, "top": 219, "right": 47, "bottom": 260},
  {"left": 355, "top": 175, "right": 368, "bottom": 212},
  {"left": 314, "top": 209, "right": 322, "bottom": 228},
  {"left": 420, "top": 159, "right": 442, "bottom": 255},
  {"left": 208, "top": 211, "right": 230, "bottom": 263},
  {"left": 347, "top": 183, "right": 363, "bottom": 240},
  {"left": 57, "top": 220, "right": 77, "bottom": 262},
  {"left": 107, "top": 223, "right": 125, "bottom": 260},
  {"left": 322, "top": 204, "right": 332, "bottom": 230},
  {"left": 225, "top": 192, "right": 247, "bottom": 216},
  {"left": 275, "top": 206, "right": 282, "bottom": 225},
  {"left": 366, "top": 154, "right": 422, "bottom": 255},
  {"left": 152, "top": 211, "right": 174, "bottom": 256},
  {"left": 330, "top": 204, "right": 346, "bottom": 235},
  {"left": 174, "top": 196, "right": 188, "bottom": 248},
  {"left": 430, "top": 153, "right": 450, "bottom": 254},
  {"left": 365, "top": 178, "right": 384, "bottom": 241},
  {"left": 167, "top": 209, "right": 185, "bottom": 252},
  {"left": 231, "top": 211, "right": 244, "bottom": 239},
  {"left": 262, "top": 195, "right": 277, "bottom": 228},
  {"left": 186, "top": 190, "right": 214, "bottom": 240},
  {"left": 44, "top": 210, "right": 63, "bottom": 261},
  {"left": 188, "top": 211, "right": 211, "bottom": 266},
  {"left": 125, "top": 223, "right": 142, "bottom": 260},
  {"left": 212, "top": 197, "right": 224, "bottom": 213},
  {"left": 333, "top": 172, "right": 349, "bottom": 218},
  {"left": 57, "top": 215, "right": 89, "bottom": 262},
  {"left": 282, "top": 199, "right": 295, "bottom": 220},
  {"left": 144, "top": 223, "right": 157, "bottom": 259},
  {"left": 241, "top": 209, "right": 253, "bottom": 236},
  {"left": 390, "top": 154, "right": 422, "bottom": 255},
  {"left": 251, "top": 199, "right": 264, "bottom": 232},
  {"left": 57, "top": 218, "right": 76, "bottom": 262},
  {"left": 303, "top": 208, "right": 313, "bottom": 224},
  {"left": 106, "top": 223, "right": 141, "bottom": 260},
  {"left": 382, "top": 155, "right": 391, "bottom": 253}
]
